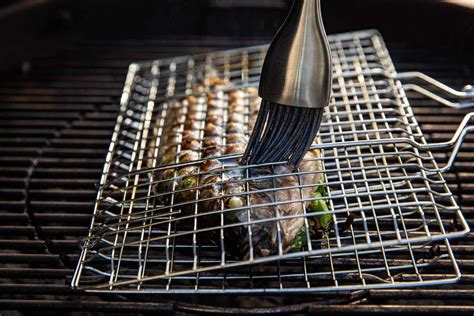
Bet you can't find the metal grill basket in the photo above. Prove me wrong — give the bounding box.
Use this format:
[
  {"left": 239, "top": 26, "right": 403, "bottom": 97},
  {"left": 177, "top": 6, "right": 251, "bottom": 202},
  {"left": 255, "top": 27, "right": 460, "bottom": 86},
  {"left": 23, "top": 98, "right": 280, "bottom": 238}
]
[{"left": 72, "top": 30, "right": 473, "bottom": 294}]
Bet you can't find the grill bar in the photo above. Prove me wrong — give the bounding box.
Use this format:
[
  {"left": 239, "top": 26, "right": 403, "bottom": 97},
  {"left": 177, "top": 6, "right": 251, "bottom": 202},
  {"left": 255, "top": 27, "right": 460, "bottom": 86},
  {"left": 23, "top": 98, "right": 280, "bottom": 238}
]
[{"left": 2, "top": 299, "right": 474, "bottom": 315}]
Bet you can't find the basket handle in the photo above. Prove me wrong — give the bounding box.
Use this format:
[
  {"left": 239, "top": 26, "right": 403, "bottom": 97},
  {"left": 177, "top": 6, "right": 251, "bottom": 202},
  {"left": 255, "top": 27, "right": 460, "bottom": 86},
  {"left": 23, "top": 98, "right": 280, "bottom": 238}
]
[
  {"left": 417, "top": 112, "right": 474, "bottom": 172},
  {"left": 394, "top": 71, "right": 474, "bottom": 172},
  {"left": 396, "top": 71, "right": 474, "bottom": 108}
]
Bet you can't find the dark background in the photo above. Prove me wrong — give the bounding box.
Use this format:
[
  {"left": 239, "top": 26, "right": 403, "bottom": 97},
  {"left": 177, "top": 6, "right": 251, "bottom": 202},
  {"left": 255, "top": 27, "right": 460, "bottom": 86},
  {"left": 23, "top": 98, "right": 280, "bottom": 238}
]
[{"left": 1, "top": 0, "right": 473, "bottom": 71}]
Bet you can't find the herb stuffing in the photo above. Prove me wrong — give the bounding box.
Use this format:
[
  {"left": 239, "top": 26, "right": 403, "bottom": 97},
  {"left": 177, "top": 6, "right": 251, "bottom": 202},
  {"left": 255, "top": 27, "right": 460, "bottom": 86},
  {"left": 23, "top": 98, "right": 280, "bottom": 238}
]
[
  {"left": 291, "top": 183, "right": 332, "bottom": 251},
  {"left": 182, "top": 177, "right": 195, "bottom": 188}
]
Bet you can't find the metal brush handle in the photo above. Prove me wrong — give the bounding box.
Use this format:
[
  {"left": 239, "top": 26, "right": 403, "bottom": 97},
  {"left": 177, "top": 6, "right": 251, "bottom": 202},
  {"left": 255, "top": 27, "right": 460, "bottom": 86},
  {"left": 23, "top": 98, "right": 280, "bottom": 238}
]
[{"left": 258, "top": 0, "right": 332, "bottom": 108}]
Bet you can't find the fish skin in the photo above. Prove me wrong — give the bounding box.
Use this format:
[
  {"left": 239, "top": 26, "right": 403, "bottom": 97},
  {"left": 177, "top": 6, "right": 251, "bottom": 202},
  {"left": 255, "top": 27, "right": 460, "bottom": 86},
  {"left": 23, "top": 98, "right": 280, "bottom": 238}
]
[{"left": 220, "top": 151, "right": 321, "bottom": 259}]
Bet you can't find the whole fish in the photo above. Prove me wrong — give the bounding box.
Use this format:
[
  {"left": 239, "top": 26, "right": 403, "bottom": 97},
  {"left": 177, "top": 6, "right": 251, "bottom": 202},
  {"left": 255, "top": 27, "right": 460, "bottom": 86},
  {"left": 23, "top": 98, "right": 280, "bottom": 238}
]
[{"left": 149, "top": 84, "right": 323, "bottom": 259}]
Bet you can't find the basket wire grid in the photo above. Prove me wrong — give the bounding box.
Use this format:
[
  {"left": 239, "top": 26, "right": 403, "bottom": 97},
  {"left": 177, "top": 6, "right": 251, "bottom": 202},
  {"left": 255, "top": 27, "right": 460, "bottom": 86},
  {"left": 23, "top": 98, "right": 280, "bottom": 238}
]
[{"left": 72, "top": 30, "right": 470, "bottom": 293}]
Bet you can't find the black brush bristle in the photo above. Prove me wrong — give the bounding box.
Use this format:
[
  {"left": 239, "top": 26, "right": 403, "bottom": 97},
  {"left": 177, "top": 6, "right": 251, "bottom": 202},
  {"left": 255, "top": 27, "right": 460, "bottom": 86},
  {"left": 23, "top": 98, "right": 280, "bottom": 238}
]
[{"left": 242, "top": 99, "right": 324, "bottom": 166}]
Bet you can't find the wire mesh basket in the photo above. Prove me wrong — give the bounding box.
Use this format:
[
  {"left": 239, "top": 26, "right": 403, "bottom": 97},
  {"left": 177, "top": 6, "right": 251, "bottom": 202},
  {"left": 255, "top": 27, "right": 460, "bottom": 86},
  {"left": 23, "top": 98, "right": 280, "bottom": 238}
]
[{"left": 72, "top": 30, "right": 472, "bottom": 293}]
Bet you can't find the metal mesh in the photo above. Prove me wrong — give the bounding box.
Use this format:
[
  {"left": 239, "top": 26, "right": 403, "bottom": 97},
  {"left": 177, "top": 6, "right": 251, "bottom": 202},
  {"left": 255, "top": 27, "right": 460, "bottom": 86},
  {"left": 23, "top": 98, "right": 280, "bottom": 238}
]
[{"left": 72, "top": 30, "right": 468, "bottom": 293}]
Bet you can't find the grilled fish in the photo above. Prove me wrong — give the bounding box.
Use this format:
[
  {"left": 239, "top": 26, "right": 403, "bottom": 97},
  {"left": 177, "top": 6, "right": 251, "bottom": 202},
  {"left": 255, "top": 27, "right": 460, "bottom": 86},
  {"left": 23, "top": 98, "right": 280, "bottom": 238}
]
[{"left": 148, "top": 80, "right": 323, "bottom": 259}]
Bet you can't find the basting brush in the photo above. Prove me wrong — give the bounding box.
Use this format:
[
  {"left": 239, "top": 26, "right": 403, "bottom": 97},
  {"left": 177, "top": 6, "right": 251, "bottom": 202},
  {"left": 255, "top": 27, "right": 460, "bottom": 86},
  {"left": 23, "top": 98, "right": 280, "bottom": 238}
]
[{"left": 241, "top": 0, "right": 332, "bottom": 166}]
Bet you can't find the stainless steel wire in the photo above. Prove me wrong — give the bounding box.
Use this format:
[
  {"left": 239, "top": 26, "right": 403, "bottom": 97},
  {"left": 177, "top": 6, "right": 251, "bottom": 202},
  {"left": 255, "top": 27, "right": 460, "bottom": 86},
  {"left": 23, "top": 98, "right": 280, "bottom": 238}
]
[{"left": 72, "top": 30, "right": 469, "bottom": 294}]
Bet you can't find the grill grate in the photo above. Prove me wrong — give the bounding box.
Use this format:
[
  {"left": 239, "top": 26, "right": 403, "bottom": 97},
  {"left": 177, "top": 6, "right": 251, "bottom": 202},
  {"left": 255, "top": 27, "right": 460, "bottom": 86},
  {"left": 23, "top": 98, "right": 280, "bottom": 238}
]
[
  {"left": 72, "top": 30, "right": 469, "bottom": 293},
  {"left": 1, "top": 33, "right": 474, "bottom": 313}
]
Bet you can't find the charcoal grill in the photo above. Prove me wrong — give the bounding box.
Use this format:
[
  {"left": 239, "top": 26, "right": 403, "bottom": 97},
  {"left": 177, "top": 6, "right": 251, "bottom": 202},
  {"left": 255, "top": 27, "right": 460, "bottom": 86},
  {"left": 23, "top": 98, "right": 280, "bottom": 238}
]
[
  {"left": 70, "top": 30, "right": 473, "bottom": 294},
  {"left": 2, "top": 0, "right": 474, "bottom": 313}
]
